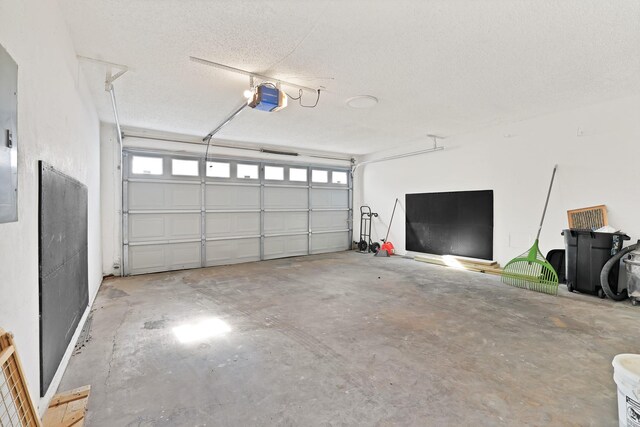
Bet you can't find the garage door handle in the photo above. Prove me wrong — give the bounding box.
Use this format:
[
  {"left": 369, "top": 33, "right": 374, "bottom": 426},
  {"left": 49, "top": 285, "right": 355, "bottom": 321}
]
[{"left": 4, "top": 129, "right": 12, "bottom": 148}]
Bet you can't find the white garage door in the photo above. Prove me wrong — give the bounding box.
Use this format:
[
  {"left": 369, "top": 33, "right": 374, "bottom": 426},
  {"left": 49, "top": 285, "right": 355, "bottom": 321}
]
[{"left": 123, "top": 151, "right": 352, "bottom": 275}]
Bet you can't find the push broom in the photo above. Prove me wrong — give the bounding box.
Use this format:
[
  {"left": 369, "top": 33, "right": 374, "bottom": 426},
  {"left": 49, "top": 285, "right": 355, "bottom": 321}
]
[{"left": 501, "top": 165, "right": 559, "bottom": 295}]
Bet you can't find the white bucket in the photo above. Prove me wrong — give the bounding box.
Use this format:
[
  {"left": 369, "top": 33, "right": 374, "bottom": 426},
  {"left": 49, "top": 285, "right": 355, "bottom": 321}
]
[{"left": 613, "top": 354, "right": 640, "bottom": 427}]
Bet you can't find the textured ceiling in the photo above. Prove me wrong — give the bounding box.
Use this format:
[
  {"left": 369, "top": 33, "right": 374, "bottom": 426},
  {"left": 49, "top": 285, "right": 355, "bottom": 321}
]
[{"left": 58, "top": 0, "right": 640, "bottom": 155}]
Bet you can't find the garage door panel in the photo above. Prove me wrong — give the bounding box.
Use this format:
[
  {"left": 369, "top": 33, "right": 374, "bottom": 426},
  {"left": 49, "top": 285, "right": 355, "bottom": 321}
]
[
  {"left": 170, "top": 243, "right": 202, "bottom": 266},
  {"left": 206, "top": 212, "right": 260, "bottom": 238},
  {"left": 264, "top": 187, "right": 307, "bottom": 209},
  {"left": 311, "top": 211, "right": 348, "bottom": 232},
  {"left": 170, "top": 185, "right": 201, "bottom": 209},
  {"left": 264, "top": 211, "right": 308, "bottom": 234},
  {"left": 311, "top": 232, "right": 349, "bottom": 254},
  {"left": 128, "top": 182, "right": 164, "bottom": 209},
  {"left": 129, "top": 246, "right": 165, "bottom": 272},
  {"left": 129, "top": 182, "right": 201, "bottom": 210},
  {"left": 129, "top": 242, "right": 201, "bottom": 275},
  {"left": 129, "top": 215, "right": 165, "bottom": 241},
  {"left": 170, "top": 214, "right": 201, "bottom": 238},
  {"left": 129, "top": 213, "right": 200, "bottom": 242},
  {"left": 206, "top": 238, "right": 260, "bottom": 266},
  {"left": 264, "top": 235, "right": 308, "bottom": 260},
  {"left": 310, "top": 188, "right": 348, "bottom": 209},
  {"left": 206, "top": 185, "right": 260, "bottom": 210}
]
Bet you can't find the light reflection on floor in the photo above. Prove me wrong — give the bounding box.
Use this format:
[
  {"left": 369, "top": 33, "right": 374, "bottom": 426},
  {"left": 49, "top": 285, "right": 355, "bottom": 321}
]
[{"left": 172, "top": 317, "right": 231, "bottom": 344}]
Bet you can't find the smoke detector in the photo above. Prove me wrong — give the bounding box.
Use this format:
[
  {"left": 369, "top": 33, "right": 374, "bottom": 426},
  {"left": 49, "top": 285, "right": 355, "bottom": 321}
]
[{"left": 346, "top": 95, "right": 378, "bottom": 109}]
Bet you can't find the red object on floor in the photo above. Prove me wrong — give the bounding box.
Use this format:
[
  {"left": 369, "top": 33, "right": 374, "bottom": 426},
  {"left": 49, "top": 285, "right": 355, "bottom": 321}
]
[{"left": 380, "top": 241, "right": 395, "bottom": 254}]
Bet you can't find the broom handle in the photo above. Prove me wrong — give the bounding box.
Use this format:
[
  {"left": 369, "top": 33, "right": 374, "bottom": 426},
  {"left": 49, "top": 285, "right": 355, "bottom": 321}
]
[
  {"left": 536, "top": 165, "right": 558, "bottom": 241},
  {"left": 384, "top": 198, "right": 399, "bottom": 242}
]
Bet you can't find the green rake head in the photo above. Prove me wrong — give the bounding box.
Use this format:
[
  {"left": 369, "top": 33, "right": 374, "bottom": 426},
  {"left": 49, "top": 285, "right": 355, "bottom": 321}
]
[{"left": 501, "top": 240, "right": 559, "bottom": 295}]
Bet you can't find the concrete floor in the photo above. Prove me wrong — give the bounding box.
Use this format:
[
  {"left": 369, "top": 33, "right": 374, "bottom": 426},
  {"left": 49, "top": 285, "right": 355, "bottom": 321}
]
[{"left": 59, "top": 252, "right": 640, "bottom": 426}]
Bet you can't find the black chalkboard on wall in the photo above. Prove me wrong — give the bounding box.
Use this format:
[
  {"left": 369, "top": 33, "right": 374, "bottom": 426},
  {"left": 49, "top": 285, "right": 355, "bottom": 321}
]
[
  {"left": 406, "top": 190, "right": 494, "bottom": 260},
  {"left": 39, "top": 161, "right": 88, "bottom": 396}
]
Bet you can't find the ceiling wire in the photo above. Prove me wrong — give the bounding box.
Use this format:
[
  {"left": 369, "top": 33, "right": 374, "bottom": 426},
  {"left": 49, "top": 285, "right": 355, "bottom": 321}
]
[
  {"left": 254, "top": 82, "right": 322, "bottom": 108},
  {"left": 286, "top": 90, "right": 302, "bottom": 101},
  {"left": 285, "top": 88, "right": 321, "bottom": 108},
  {"left": 299, "top": 89, "right": 321, "bottom": 108}
]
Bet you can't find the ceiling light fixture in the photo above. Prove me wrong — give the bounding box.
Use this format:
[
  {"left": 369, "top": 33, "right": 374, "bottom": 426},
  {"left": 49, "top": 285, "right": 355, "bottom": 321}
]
[{"left": 346, "top": 95, "right": 378, "bottom": 109}]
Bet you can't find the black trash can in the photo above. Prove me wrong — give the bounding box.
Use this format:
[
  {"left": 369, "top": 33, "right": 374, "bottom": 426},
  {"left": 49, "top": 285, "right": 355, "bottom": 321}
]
[{"left": 562, "top": 229, "right": 630, "bottom": 298}]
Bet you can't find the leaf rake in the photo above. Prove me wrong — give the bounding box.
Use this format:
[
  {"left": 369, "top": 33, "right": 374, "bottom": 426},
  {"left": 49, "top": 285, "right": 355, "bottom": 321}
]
[{"left": 501, "top": 165, "right": 559, "bottom": 295}]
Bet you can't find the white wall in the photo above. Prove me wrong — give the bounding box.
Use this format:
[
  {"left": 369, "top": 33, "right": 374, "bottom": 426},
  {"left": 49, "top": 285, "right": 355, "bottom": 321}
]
[
  {"left": 0, "top": 0, "right": 101, "bottom": 412},
  {"left": 355, "top": 95, "right": 640, "bottom": 266}
]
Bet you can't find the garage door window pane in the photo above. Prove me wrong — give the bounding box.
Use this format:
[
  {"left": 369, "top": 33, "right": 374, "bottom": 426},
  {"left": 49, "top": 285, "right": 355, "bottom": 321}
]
[
  {"left": 172, "top": 159, "right": 199, "bottom": 176},
  {"left": 207, "top": 161, "right": 230, "bottom": 178},
  {"left": 237, "top": 164, "right": 258, "bottom": 179},
  {"left": 265, "top": 166, "right": 284, "bottom": 180},
  {"left": 289, "top": 168, "right": 307, "bottom": 182},
  {"left": 312, "top": 170, "right": 328, "bottom": 183},
  {"left": 332, "top": 171, "right": 348, "bottom": 184},
  {"left": 132, "top": 156, "right": 163, "bottom": 175}
]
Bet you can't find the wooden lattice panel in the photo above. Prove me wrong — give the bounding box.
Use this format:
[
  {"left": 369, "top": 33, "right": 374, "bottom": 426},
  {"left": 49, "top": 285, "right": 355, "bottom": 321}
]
[
  {"left": 0, "top": 329, "right": 41, "bottom": 427},
  {"left": 567, "top": 205, "right": 608, "bottom": 230}
]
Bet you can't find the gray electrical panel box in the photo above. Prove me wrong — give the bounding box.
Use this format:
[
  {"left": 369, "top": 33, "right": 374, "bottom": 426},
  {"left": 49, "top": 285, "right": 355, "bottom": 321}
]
[{"left": 0, "top": 43, "right": 18, "bottom": 223}]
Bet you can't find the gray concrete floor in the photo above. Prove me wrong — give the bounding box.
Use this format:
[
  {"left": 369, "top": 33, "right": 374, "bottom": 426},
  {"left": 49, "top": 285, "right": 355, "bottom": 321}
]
[{"left": 59, "top": 252, "right": 640, "bottom": 426}]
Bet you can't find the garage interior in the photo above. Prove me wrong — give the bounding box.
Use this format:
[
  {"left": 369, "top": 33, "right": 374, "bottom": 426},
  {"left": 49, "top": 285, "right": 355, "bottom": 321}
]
[{"left": 1, "top": 1, "right": 639, "bottom": 426}]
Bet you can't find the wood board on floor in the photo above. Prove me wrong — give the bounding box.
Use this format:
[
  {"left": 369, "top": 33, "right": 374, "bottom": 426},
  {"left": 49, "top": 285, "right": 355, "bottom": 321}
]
[
  {"left": 414, "top": 254, "right": 503, "bottom": 276},
  {"left": 42, "top": 385, "right": 91, "bottom": 427}
]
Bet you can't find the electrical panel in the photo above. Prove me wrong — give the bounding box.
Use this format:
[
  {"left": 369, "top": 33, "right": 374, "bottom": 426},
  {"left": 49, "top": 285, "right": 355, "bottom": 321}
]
[{"left": 0, "top": 43, "right": 18, "bottom": 223}]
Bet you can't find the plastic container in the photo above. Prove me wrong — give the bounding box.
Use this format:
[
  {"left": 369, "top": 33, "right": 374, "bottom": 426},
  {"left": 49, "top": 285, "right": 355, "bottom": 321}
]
[
  {"left": 612, "top": 354, "right": 640, "bottom": 427},
  {"left": 546, "top": 249, "right": 566, "bottom": 284},
  {"left": 624, "top": 248, "right": 640, "bottom": 306},
  {"left": 562, "top": 229, "right": 630, "bottom": 298}
]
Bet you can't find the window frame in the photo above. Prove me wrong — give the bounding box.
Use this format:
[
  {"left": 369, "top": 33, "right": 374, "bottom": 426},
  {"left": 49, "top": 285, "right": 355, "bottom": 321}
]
[
  {"left": 130, "top": 155, "right": 164, "bottom": 176},
  {"left": 171, "top": 158, "right": 200, "bottom": 177},
  {"left": 288, "top": 167, "right": 308, "bottom": 184},
  {"left": 235, "top": 162, "right": 260, "bottom": 180},
  {"left": 331, "top": 170, "right": 348, "bottom": 185},
  {"left": 264, "top": 165, "right": 285, "bottom": 181},
  {"left": 311, "top": 169, "right": 329, "bottom": 184},
  {"left": 206, "top": 160, "right": 231, "bottom": 179}
]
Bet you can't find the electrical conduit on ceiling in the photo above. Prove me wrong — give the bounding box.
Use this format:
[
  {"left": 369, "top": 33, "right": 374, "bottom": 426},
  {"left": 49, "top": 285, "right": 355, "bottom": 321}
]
[{"left": 352, "top": 135, "right": 445, "bottom": 172}]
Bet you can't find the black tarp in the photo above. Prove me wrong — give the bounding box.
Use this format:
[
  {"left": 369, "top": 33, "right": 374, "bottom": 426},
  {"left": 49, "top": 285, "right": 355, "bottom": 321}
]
[{"left": 406, "top": 190, "right": 493, "bottom": 260}]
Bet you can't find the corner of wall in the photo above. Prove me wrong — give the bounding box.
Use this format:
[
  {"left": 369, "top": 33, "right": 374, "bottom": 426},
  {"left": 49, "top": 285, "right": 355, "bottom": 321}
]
[{"left": 100, "top": 122, "right": 121, "bottom": 277}]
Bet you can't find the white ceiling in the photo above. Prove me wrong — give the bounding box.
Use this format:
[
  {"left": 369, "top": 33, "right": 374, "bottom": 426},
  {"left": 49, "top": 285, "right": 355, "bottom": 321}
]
[{"left": 58, "top": 0, "right": 640, "bottom": 155}]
